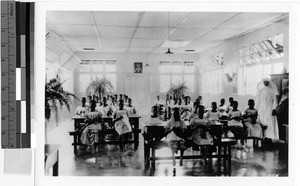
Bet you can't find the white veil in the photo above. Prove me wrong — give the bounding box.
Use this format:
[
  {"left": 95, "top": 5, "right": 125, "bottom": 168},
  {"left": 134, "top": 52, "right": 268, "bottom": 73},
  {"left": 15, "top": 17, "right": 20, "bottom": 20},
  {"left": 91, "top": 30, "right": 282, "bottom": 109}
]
[{"left": 257, "top": 77, "right": 279, "bottom": 96}]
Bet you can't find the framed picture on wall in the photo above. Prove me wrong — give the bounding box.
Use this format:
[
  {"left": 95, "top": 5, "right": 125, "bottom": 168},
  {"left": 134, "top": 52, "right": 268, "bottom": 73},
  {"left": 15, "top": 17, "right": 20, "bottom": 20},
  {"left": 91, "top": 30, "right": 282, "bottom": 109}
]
[{"left": 134, "top": 62, "right": 143, "bottom": 73}]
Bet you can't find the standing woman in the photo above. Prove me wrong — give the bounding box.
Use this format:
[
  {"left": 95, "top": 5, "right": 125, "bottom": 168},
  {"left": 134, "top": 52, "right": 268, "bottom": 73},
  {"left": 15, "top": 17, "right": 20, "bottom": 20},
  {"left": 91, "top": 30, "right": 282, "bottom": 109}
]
[{"left": 256, "top": 78, "right": 279, "bottom": 140}]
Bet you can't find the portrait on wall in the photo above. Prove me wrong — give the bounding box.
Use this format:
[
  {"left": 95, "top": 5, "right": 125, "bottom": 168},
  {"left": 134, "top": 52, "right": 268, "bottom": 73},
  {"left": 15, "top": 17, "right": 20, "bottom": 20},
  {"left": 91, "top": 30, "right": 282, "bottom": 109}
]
[{"left": 134, "top": 62, "right": 143, "bottom": 73}]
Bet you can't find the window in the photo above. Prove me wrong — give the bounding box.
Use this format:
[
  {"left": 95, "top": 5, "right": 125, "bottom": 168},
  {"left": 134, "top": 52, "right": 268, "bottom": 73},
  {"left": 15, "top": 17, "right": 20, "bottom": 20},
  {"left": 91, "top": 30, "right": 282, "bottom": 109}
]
[
  {"left": 78, "top": 59, "right": 117, "bottom": 94},
  {"left": 237, "top": 62, "right": 283, "bottom": 96},
  {"left": 201, "top": 70, "right": 223, "bottom": 94},
  {"left": 239, "top": 34, "right": 284, "bottom": 66},
  {"left": 200, "top": 53, "right": 224, "bottom": 94},
  {"left": 159, "top": 61, "right": 194, "bottom": 93},
  {"left": 79, "top": 74, "right": 91, "bottom": 94},
  {"left": 237, "top": 34, "right": 284, "bottom": 96},
  {"left": 160, "top": 75, "right": 171, "bottom": 93}
]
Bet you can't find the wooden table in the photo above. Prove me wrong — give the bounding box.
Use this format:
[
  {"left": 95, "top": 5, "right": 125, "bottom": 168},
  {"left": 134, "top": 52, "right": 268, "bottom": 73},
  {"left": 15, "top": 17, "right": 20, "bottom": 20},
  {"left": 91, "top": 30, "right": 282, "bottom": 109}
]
[
  {"left": 142, "top": 119, "right": 236, "bottom": 175},
  {"left": 70, "top": 114, "right": 142, "bottom": 154},
  {"left": 71, "top": 115, "right": 85, "bottom": 130},
  {"left": 45, "top": 144, "right": 60, "bottom": 176}
]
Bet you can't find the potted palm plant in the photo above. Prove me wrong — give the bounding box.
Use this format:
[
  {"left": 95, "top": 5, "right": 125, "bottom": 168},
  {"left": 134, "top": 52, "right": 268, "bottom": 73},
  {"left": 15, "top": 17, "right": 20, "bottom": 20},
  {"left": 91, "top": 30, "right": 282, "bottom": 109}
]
[
  {"left": 85, "top": 78, "right": 114, "bottom": 98},
  {"left": 45, "top": 75, "right": 78, "bottom": 121},
  {"left": 167, "top": 81, "right": 190, "bottom": 99}
]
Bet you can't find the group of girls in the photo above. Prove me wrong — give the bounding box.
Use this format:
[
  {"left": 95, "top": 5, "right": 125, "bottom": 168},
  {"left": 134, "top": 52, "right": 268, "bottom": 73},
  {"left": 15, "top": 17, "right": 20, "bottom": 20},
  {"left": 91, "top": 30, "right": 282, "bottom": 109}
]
[
  {"left": 76, "top": 94, "right": 136, "bottom": 117},
  {"left": 75, "top": 94, "right": 137, "bottom": 153},
  {"left": 160, "top": 95, "right": 263, "bottom": 165}
]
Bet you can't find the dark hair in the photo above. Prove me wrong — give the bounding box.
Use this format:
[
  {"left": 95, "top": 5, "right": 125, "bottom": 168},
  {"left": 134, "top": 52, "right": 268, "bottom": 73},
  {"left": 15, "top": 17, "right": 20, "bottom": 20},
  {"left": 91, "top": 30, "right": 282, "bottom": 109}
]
[
  {"left": 90, "top": 100, "right": 97, "bottom": 111},
  {"left": 198, "top": 105, "right": 205, "bottom": 119},
  {"left": 233, "top": 101, "right": 238, "bottom": 108},
  {"left": 173, "top": 107, "right": 181, "bottom": 121},
  {"left": 248, "top": 99, "right": 255, "bottom": 105}
]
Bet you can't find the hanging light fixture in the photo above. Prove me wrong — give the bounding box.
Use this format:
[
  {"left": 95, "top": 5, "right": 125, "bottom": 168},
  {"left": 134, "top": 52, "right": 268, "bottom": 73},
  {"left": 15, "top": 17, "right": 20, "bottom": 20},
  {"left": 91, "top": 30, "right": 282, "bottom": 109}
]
[
  {"left": 165, "top": 12, "right": 174, "bottom": 55},
  {"left": 145, "top": 40, "right": 150, "bottom": 67}
]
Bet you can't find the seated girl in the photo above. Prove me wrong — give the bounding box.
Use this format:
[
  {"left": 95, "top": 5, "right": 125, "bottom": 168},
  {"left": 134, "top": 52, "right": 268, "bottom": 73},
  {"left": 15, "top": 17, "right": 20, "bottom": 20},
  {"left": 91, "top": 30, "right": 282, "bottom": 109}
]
[
  {"left": 206, "top": 102, "right": 221, "bottom": 123},
  {"left": 113, "top": 100, "right": 131, "bottom": 151},
  {"left": 190, "top": 105, "right": 214, "bottom": 166},
  {"left": 80, "top": 100, "right": 103, "bottom": 153},
  {"left": 188, "top": 105, "right": 199, "bottom": 122},
  {"left": 164, "top": 107, "right": 187, "bottom": 166},
  {"left": 227, "top": 101, "right": 244, "bottom": 139},
  {"left": 97, "top": 97, "right": 113, "bottom": 117},
  {"left": 218, "top": 98, "right": 228, "bottom": 116},
  {"left": 75, "top": 97, "right": 89, "bottom": 116},
  {"left": 244, "top": 99, "right": 262, "bottom": 138},
  {"left": 124, "top": 98, "right": 137, "bottom": 115}
]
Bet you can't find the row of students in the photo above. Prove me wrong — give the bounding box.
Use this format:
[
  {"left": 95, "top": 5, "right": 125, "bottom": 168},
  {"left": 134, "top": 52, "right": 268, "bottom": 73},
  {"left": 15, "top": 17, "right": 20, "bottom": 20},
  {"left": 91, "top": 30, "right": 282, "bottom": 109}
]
[
  {"left": 79, "top": 99, "right": 134, "bottom": 153},
  {"left": 163, "top": 105, "right": 217, "bottom": 166},
  {"left": 154, "top": 95, "right": 194, "bottom": 108},
  {"left": 76, "top": 96, "right": 136, "bottom": 117}
]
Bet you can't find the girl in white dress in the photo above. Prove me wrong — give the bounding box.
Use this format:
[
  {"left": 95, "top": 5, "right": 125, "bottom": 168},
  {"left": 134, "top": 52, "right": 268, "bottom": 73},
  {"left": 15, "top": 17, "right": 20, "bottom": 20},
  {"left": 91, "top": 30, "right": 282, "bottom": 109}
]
[
  {"left": 243, "top": 99, "right": 262, "bottom": 138},
  {"left": 113, "top": 100, "right": 131, "bottom": 151},
  {"left": 206, "top": 102, "right": 221, "bottom": 122},
  {"left": 164, "top": 107, "right": 187, "bottom": 166},
  {"left": 80, "top": 100, "right": 103, "bottom": 152},
  {"left": 124, "top": 98, "right": 137, "bottom": 115},
  {"left": 75, "top": 97, "right": 89, "bottom": 116}
]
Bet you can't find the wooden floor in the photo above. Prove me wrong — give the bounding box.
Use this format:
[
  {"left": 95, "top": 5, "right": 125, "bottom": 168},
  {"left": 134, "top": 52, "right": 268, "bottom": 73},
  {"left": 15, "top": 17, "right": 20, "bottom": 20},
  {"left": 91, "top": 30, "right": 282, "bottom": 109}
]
[{"left": 46, "top": 117, "right": 288, "bottom": 176}]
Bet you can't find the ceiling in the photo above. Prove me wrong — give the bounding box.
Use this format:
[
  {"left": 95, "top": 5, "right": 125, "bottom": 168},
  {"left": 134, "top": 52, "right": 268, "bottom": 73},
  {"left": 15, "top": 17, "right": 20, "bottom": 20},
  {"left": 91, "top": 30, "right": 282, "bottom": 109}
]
[{"left": 46, "top": 11, "right": 287, "bottom": 54}]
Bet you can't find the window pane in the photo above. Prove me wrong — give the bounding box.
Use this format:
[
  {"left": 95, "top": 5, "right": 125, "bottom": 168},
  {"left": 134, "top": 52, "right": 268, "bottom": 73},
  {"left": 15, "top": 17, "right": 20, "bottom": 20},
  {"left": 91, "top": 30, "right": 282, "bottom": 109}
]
[
  {"left": 159, "top": 61, "right": 171, "bottom": 73},
  {"left": 183, "top": 75, "right": 194, "bottom": 92},
  {"left": 172, "top": 61, "right": 183, "bottom": 73},
  {"left": 273, "top": 62, "right": 283, "bottom": 74},
  {"left": 160, "top": 75, "right": 171, "bottom": 92},
  {"left": 105, "top": 74, "right": 116, "bottom": 92},
  {"left": 91, "top": 74, "right": 104, "bottom": 80},
  {"left": 263, "top": 64, "right": 272, "bottom": 79},
  {"left": 105, "top": 60, "right": 116, "bottom": 72},
  {"left": 92, "top": 60, "right": 104, "bottom": 72},
  {"left": 237, "top": 68, "right": 245, "bottom": 95},
  {"left": 78, "top": 60, "right": 91, "bottom": 72},
  {"left": 172, "top": 75, "right": 182, "bottom": 85},
  {"left": 184, "top": 61, "right": 194, "bottom": 73},
  {"left": 79, "top": 74, "right": 92, "bottom": 94},
  {"left": 202, "top": 73, "right": 210, "bottom": 93}
]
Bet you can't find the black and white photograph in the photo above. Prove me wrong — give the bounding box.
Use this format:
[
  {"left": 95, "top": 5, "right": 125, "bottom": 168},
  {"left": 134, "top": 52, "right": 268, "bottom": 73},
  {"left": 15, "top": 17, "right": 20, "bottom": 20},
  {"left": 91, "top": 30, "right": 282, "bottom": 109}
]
[
  {"left": 134, "top": 62, "right": 143, "bottom": 73},
  {"left": 44, "top": 9, "right": 291, "bottom": 178}
]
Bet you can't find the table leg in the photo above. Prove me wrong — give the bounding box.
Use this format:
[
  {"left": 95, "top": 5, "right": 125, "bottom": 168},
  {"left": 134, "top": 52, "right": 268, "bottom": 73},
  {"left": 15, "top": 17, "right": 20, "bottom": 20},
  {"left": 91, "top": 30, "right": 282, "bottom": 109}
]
[
  {"left": 74, "top": 133, "right": 77, "bottom": 155},
  {"left": 53, "top": 151, "right": 59, "bottom": 176},
  {"left": 223, "top": 145, "right": 227, "bottom": 174},
  {"left": 217, "top": 145, "right": 221, "bottom": 175},
  {"left": 151, "top": 147, "right": 156, "bottom": 169},
  {"left": 228, "top": 145, "right": 232, "bottom": 176}
]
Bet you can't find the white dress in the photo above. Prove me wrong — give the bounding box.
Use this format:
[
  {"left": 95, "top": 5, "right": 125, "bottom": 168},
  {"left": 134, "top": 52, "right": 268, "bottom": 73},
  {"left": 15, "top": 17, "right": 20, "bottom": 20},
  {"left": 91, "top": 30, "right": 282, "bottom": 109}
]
[{"left": 256, "top": 84, "right": 279, "bottom": 139}]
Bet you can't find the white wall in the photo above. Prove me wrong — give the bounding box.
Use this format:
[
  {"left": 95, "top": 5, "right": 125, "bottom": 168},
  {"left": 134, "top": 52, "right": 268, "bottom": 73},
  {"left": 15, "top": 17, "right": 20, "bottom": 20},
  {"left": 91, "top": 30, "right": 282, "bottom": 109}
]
[
  {"left": 198, "top": 18, "right": 289, "bottom": 112},
  {"left": 74, "top": 52, "right": 199, "bottom": 106}
]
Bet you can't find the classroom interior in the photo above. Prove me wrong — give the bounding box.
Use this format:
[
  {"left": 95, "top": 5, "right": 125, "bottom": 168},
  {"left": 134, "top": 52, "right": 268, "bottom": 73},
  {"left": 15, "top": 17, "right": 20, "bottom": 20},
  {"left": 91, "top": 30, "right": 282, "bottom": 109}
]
[{"left": 44, "top": 11, "right": 289, "bottom": 177}]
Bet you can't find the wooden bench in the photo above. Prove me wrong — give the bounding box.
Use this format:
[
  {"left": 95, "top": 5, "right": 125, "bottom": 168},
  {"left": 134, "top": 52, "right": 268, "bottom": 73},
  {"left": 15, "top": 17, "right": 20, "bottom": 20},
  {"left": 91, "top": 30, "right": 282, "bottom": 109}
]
[
  {"left": 220, "top": 119, "right": 264, "bottom": 148},
  {"left": 143, "top": 123, "right": 237, "bottom": 176},
  {"left": 69, "top": 128, "right": 141, "bottom": 155}
]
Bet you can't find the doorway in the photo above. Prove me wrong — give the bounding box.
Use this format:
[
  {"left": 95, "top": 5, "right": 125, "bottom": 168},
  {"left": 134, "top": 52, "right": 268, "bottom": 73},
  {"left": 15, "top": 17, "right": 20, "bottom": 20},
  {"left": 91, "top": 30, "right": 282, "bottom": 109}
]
[{"left": 125, "top": 75, "right": 151, "bottom": 115}]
